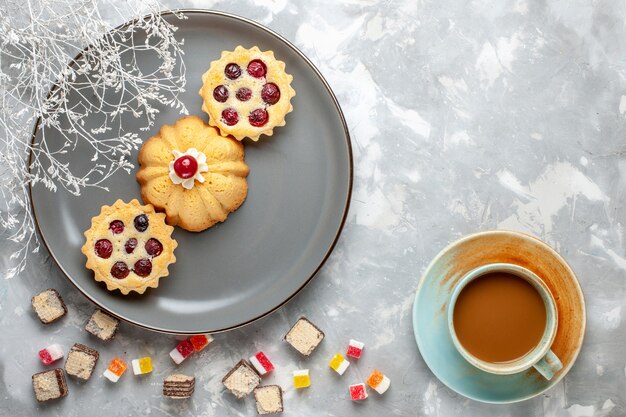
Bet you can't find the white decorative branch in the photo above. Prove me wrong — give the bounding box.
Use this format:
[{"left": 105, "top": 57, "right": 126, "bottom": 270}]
[{"left": 0, "top": 0, "right": 187, "bottom": 278}]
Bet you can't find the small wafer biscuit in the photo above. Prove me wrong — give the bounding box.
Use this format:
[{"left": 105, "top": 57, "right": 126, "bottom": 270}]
[
  {"left": 222, "top": 359, "right": 261, "bottom": 399},
  {"left": 85, "top": 309, "right": 119, "bottom": 341},
  {"left": 32, "top": 368, "right": 68, "bottom": 402},
  {"left": 65, "top": 343, "right": 99, "bottom": 380},
  {"left": 284, "top": 317, "right": 324, "bottom": 356},
  {"left": 163, "top": 374, "right": 195, "bottom": 399},
  {"left": 254, "top": 385, "right": 284, "bottom": 415},
  {"left": 31, "top": 289, "right": 67, "bottom": 324}
]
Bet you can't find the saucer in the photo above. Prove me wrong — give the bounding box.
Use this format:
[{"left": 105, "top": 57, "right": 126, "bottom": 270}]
[{"left": 412, "top": 230, "right": 586, "bottom": 403}]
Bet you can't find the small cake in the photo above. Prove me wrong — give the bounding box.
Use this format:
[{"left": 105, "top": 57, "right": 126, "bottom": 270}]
[
  {"left": 222, "top": 359, "right": 261, "bottom": 399},
  {"left": 163, "top": 374, "right": 195, "bottom": 399},
  {"left": 31, "top": 289, "right": 67, "bottom": 324},
  {"left": 81, "top": 199, "right": 177, "bottom": 295},
  {"left": 39, "top": 344, "right": 64, "bottom": 365},
  {"left": 253, "top": 385, "right": 284, "bottom": 415},
  {"left": 65, "top": 343, "right": 99, "bottom": 380},
  {"left": 199, "top": 45, "right": 296, "bottom": 141},
  {"left": 85, "top": 309, "right": 119, "bottom": 341},
  {"left": 103, "top": 358, "right": 127, "bottom": 383},
  {"left": 132, "top": 357, "right": 153, "bottom": 375},
  {"left": 284, "top": 317, "right": 325, "bottom": 356},
  {"left": 136, "top": 115, "right": 250, "bottom": 232},
  {"left": 32, "top": 369, "right": 68, "bottom": 402}
]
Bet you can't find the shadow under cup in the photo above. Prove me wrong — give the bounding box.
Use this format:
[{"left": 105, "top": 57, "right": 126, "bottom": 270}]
[{"left": 447, "top": 263, "right": 563, "bottom": 380}]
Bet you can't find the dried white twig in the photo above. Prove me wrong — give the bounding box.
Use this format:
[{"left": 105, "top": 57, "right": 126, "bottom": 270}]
[{"left": 0, "top": 0, "right": 187, "bottom": 278}]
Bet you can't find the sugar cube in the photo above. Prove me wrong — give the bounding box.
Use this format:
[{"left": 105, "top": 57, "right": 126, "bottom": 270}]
[
  {"left": 170, "top": 340, "right": 194, "bottom": 365},
  {"left": 367, "top": 369, "right": 391, "bottom": 394},
  {"left": 132, "top": 357, "right": 153, "bottom": 375},
  {"left": 39, "top": 344, "right": 64, "bottom": 365},
  {"left": 349, "top": 383, "right": 368, "bottom": 401},
  {"left": 249, "top": 351, "right": 274, "bottom": 376},
  {"left": 329, "top": 353, "right": 349, "bottom": 375},
  {"left": 189, "top": 334, "right": 213, "bottom": 352},
  {"left": 346, "top": 339, "right": 364, "bottom": 359},
  {"left": 293, "top": 369, "right": 310, "bottom": 389},
  {"left": 103, "top": 358, "right": 127, "bottom": 382}
]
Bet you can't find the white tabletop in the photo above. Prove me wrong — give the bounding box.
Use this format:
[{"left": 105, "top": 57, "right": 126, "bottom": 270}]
[{"left": 2, "top": 0, "right": 625, "bottom": 416}]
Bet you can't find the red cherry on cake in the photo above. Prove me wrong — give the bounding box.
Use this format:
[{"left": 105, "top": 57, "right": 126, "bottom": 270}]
[
  {"left": 261, "top": 83, "right": 280, "bottom": 105},
  {"left": 94, "top": 239, "right": 113, "bottom": 259},
  {"left": 111, "top": 261, "right": 130, "bottom": 279},
  {"left": 213, "top": 85, "right": 229, "bottom": 102},
  {"left": 134, "top": 259, "right": 152, "bottom": 277},
  {"left": 249, "top": 108, "right": 269, "bottom": 127},
  {"left": 247, "top": 59, "right": 267, "bottom": 78},
  {"left": 236, "top": 87, "right": 252, "bottom": 102},
  {"left": 225, "top": 63, "right": 242, "bottom": 79},
  {"left": 124, "top": 238, "right": 137, "bottom": 254},
  {"left": 173, "top": 155, "right": 198, "bottom": 179},
  {"left": 109, "top": 220, "right": 124, "bottom": 234},
  {"left": 145, "top": 238, "right": 163, "bottom": 257},
  {"left": 222, "top": 108, "right": 239, "bottom": 126}
]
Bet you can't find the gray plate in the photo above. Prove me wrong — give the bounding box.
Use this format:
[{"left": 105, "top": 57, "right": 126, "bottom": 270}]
[{"left": 29, "top": 10, "right": 352, "bottom": 334}]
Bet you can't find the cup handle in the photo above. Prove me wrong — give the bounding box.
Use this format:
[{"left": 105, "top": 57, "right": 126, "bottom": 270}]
[{"left": 533, "top": 349, "right": 563, "bottom": 380}]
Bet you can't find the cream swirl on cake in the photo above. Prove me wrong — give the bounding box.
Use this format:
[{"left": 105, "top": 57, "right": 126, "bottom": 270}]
[{"left": 168, "top": 148, "right": 209, "bottom": 190}]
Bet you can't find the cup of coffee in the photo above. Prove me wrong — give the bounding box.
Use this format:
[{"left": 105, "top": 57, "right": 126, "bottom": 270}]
[{"left": 447, "top": 263, "right": 563, "bottom": 380}]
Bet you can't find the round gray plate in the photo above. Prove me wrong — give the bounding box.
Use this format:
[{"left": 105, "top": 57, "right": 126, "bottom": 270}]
[{"left": 30, "top": 10, "right": 352, "bottom": 334}]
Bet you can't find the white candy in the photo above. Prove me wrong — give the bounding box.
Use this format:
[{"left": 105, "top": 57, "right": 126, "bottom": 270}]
[
  {"left": 39, "top": 344, "right": 64, "bottom": 365},
  {"left": 349, "top": 339, "right": 364, "bottom": 349},
  {"left": 103, "top": 369, "right": 120, "bottom": 382},
  {"left": 249, "top": 352, "right": 273, "bottom": 376},
  {"left": 132, "top": 360, "right": 142, "bottom": 375},
  {"left": 169, "top": 348, "right": 186, "bottom": 365},
  {"left": 334, "top": 359, "right": 349, "bottom": 375},
  {"left": 374, "top": 375, "right": 391, "bottom": 394},
  {"left": 46, "top": 344, "right": 64, "bottom": 360},
  {"left": 346, "top": 339, "right": 364, "bottom": 359},
  {"left": 131, "top": 358, "right": 152, "bottom": 375}
]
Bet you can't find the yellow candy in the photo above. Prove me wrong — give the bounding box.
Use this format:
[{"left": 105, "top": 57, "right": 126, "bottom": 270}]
[
  {"left": 132, "top": 357, "right": 153, "bottom": 375},
  {"left": 293, "top": 369, "right": 310, "bottom": 388},
  {"left": 329, "top": 353, "right": 343, "bottom": 369},
  {"left": 329, "top": 353, "right": 349, "bottom": 375}
]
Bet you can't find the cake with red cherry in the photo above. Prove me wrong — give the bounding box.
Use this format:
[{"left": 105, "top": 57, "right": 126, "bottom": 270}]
[
  {"left": 136, "top": 115, "right": 250, "bottom": 232},
  {"left": 81, "top": 199, "right": 177, "bottom": 295},
  {"left": 199, "top": 45, "right": 296, "bottom": 141}
]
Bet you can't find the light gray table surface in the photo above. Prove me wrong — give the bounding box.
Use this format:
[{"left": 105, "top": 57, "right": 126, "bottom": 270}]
[{"left": 2, "top": 0, "right": 626, "bottom": 416}]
